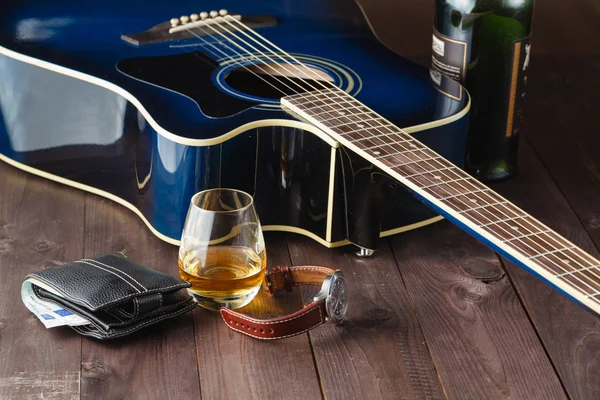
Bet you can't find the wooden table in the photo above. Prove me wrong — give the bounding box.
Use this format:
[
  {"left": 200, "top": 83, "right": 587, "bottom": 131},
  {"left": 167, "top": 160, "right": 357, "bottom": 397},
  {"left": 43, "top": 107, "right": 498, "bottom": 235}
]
[{"left": 2, "top": 1, "right": 600, "bottom": 399}]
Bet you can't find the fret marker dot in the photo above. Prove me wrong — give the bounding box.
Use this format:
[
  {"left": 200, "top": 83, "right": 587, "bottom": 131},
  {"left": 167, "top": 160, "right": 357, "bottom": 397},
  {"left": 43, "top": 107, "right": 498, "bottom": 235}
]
[
  {"left": 338, "top": 111, "right": 345, "bottom": 115},
  {"left": 470, "top": 199, "right": 478, "bottom": 203},
  {"left": 511, "top": 226, "right": 520, "bottom": 230},
  {"left": 562, "top": 259, "right": 571, "bottom": 264},
  {"left": 433, "top": 175, "right": 442, "bottom": 180},
  {"left": 357, "top": 124, "right": 364, "bottom": 128},
  {"left": 373, "top": 151, "right": 381, "bottom": 155},
  {"left": 409, "top": 144, "right": 417, "bottom": 148}
]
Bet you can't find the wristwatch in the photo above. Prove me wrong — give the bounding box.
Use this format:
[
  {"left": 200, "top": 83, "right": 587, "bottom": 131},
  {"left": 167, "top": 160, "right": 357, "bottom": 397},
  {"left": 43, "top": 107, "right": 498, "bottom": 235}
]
[{"left": 220, "top": 266, "right": 348, "bottom": 340}]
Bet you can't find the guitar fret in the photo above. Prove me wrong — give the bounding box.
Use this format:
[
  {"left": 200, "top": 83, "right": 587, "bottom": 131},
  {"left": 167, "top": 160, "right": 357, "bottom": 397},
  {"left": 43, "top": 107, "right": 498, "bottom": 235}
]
[
  {"left": 365, "top": 138, "right": 419, "bottom": 150},
  {"left": 556, "top": 265, "right": 600, "bottom": 278},
  {"left": 377, "top": 147, "right": 427, "bottom": 158},
  {"left": 529, "top": 247, "right": 578, "bottom": 259},
  {"left": 421, "top": 177, "right": 472, "bottom": 189},
  {"left": 479, "top": 215, "right": 529, "bottom": 227},
  {"left": 404, "top": 166, "right": 455, "bottom": 178},
  {"left": 364, "top": 141, "right": 421, "bottom": 154},
  {"left": 458, "top": 201, "right": 509, "bottom": 214},
  {"left": 321, "top": 112, "right": 384, "bottom": 124},
  {"left": 284, "top": 89, "right": 600, "bottom": 308},
  {"left": 313, "top": 104, "right": 368, "bottom": 116},
  {"left": 462, "top": 204, "right": 526, "bottom": 230},
  {"left": 503, "top": 230, "right": 553, "bottom": 243},
  {"left": 439, "top": 189, "right": 491, "bottom": 201},
  {"left": 353, "top": 130, "right": 411, "bottom": 142},
  {"left": 382, "top": 156, "right": 441, "bottom": 168}
]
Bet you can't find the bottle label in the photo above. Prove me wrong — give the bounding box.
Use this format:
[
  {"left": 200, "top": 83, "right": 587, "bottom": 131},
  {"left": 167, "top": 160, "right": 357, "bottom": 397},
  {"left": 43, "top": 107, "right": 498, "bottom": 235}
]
[
  {"left": 505, "top": 35, "right": 531, "bottom": 138},
  {"left": 431, "top": 29, "right": 468, "bottom": 83},
  {"left": 430, "top": 28, "right": 468, "bottom": 99}
]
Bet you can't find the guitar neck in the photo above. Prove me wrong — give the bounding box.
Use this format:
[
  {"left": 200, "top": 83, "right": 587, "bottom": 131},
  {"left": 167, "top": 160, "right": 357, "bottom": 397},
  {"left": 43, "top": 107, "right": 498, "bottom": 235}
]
[{"left": 281, "top": 87, "right": 600, "bottom": 315}]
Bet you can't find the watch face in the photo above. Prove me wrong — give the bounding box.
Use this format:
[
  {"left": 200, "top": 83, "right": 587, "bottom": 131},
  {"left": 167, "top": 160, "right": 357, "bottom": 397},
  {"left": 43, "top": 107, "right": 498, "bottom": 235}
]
[{"left": 325, "top": 272, "right": 348, "bottom": 324}]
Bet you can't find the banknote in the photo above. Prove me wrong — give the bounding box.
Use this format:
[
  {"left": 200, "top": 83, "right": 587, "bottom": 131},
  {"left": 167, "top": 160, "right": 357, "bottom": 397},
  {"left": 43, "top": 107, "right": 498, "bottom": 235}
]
[{"left": 21, "top": 281, "right": 90, "bottom": 328}]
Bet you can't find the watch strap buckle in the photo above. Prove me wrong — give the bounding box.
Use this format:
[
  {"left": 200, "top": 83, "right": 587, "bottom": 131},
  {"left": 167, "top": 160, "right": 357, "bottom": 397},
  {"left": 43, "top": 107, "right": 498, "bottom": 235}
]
[{"left": 263, "top": 266, "right": 294, "bottom": 294}]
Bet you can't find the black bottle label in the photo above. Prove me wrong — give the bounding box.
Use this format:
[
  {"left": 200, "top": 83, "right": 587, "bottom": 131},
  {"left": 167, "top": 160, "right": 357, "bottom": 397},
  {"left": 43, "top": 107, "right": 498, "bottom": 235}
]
[
  {"left": 431, "top": 28, "right": 468, "bottom": 100},
  {"left": 505, "top": 35, "right": 531, "bottom": 138},
  {"left": 431, "top": 29, "right": 468, "bottom": 82}
]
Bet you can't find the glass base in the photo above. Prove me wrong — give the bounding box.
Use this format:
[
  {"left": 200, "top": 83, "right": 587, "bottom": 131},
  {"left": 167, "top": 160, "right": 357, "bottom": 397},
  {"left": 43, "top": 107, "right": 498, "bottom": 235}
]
[{"left": 187, "top": 286, "right": 260, "bottom": 311}]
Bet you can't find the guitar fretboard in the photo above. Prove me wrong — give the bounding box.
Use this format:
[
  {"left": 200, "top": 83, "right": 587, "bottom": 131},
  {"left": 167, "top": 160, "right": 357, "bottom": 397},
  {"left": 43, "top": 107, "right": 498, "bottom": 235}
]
[{"left": 281, "top": 87, "right": 600, "bottom": 314}]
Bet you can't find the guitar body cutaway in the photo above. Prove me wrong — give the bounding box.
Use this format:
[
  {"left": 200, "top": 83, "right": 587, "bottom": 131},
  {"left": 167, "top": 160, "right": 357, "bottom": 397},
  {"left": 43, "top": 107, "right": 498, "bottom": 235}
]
[{"left": 0, "top": 0, "right": 469, "bottom": 248}]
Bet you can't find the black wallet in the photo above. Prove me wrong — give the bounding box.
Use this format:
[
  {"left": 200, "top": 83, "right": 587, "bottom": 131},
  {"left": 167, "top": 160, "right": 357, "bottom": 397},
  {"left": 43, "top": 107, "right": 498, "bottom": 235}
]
[{"left": 24, "top": 254, "right": 197, "bottom": 339}]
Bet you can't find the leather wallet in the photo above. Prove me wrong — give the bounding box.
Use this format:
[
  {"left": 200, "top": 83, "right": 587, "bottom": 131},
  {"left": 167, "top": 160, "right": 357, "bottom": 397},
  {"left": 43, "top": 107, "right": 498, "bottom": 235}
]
[{"left": 24, "top": 254, "right": 197, "bottom": 339}]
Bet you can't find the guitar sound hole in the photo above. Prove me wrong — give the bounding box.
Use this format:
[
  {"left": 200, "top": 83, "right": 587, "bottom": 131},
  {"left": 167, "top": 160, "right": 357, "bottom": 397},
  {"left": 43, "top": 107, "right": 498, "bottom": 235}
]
[{"left": 224, "top": 62, "right": 335, "bottom": 100}]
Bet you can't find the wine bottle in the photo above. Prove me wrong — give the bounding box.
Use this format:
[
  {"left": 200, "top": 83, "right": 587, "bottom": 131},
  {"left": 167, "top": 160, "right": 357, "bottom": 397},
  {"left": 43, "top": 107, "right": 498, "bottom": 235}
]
[{"left": 431, "top": 0, "right": 534, "bottom": 181}]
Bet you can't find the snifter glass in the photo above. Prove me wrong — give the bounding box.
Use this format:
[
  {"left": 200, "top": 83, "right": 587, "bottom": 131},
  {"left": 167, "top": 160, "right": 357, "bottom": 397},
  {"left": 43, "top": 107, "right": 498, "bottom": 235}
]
[{"left": 178, "top": 189, "right": 266, "bottom": 311}]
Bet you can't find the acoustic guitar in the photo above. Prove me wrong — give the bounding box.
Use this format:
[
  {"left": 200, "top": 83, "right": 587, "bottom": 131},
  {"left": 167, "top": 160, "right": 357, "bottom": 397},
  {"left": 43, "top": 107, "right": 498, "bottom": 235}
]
[{"left": 1, "top": 1, "right": 599, "bottom": 316}]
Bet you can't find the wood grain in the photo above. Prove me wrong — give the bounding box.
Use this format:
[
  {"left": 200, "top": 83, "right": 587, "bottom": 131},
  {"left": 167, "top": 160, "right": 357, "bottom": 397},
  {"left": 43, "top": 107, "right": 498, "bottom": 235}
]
[
  {"left": 490, "top": 61, "right": 600, "bottom": 399},
  {"left": 79, "top": 193, "right": 201, "bottom": 400},
  {"left": 286, "top": 234, "right": 445, "bottom": 400},
  {"left": 0, "top": 163, "right": 83, "bottom": 400},
  {"left": 388, "top": 223, "right": 566, "bottom": 400},
  {"left": 192, "top": 235, "right": 323, "bottom": 400}
]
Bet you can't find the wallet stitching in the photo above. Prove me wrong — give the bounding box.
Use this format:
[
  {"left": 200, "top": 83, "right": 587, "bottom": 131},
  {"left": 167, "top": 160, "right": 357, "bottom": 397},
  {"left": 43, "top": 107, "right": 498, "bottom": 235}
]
[
  {"left": 36, "top": 285, "right": 196, "bottom": 333},
  {"left": 82, "top": 258, "right": 148, "bottom": 292},
  {"left": 75, "top": 260, "right": 142, "bottom": 293},
  {"left": 27, "top": 276, "right": 190, "bottom": 311},
  {"left": 134, "top": 298, "right": 139, "bottom": 316}
]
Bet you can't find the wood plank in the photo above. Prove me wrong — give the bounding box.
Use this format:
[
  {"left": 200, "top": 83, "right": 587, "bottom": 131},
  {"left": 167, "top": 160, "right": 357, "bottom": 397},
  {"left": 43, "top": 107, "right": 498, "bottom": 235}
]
[
  {"left": 286, "top": 234, "right": 446, "bottom": 400},
  {"left": 79, "top": 193, "right": 201, "bottom": 399},
  {"left": 388, "top": 221, "right": 566, "bottom": 399},
  {"left": 490, "top": 59, "right": 600, "bottom": 400},
  {"left": 193, "top": 234, "right": 323, "bottom": 400},
  {"left": 0, "top": 163, "right": 83, "bottom": 400}
]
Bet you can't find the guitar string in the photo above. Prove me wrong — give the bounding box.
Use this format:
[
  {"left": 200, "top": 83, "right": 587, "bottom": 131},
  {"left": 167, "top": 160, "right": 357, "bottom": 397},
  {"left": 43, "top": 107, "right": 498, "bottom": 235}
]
[
  {"left": 193, "top": 17, "right": 600, "bottom": 291},
  {"left": 283, "top": 86, "right": 600, "bottom": 286},
  {"left": 183, "top": 26, "right": 296, "bottom": 96},
  {"left": 195, "top": 21, "right": 322, "bottom": 94},
  {"left": 209, "top": 18, "right": 600, "bottom": 290},
  {"left": 286, "top": 89, "right": 600, "bottom": 288},
  {"left": 313, "top": 96, "right": 600, "bottom": 288},
  {"left": 178, "top": 18, "right": 600, "bottom": 292}
]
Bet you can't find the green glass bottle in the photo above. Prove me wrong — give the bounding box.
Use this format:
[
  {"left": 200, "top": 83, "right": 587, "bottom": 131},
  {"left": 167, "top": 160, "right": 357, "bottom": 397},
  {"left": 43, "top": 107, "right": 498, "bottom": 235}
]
[{"left": 432, "top": 0, "right": 534, "bottom": 181}]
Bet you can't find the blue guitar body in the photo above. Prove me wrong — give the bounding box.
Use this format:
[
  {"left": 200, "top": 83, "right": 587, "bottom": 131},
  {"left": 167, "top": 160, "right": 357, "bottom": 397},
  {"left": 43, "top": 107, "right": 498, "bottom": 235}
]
[{"left": 0, "top": 0, "right": 469, "bottom": 249}]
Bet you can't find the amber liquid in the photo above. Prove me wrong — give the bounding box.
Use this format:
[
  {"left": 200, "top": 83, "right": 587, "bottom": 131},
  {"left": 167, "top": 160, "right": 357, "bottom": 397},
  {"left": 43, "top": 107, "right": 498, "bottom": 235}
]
[{"left": 178, "top": 245, "right": 266, "bottom": 310}]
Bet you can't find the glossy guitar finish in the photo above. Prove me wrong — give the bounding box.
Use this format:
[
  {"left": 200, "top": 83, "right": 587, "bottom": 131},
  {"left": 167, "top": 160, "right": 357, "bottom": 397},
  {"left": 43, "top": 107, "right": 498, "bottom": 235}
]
[{"left": 0, "top": 0, "right": 469, "bottom": 248}]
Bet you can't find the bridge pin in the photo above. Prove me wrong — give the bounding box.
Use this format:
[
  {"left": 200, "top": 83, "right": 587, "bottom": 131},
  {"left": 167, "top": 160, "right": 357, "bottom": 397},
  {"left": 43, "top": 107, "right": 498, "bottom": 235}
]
[
  {"left": 210, "top": 10, "right": 219, "bottom": 18},
  {"left": 170, "top": 18, "right": 180, "bottom": 27},
  {"left": 219, "top": 9, "right": 228, "bottom": 16},
  {"left": 190, "top": 13, "right": 199, "bottom": 22},
  {"left": 180, "top": 15, "right": 190, "bottom": 24},
  {"left": 200, "top": 11, "right": 209, "bottom": 20}
]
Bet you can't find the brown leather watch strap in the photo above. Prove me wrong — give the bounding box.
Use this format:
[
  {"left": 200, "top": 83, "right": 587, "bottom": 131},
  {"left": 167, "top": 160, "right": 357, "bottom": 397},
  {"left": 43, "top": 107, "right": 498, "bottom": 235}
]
[
  {"left": 220, "top": 265, "right": 335, "bottom": 339},
  {"left": 220, "top": 299, "right": 327, "bottom": 339},
  {"left": 263, "top": 265, "right": 334, "bottom": 294}
]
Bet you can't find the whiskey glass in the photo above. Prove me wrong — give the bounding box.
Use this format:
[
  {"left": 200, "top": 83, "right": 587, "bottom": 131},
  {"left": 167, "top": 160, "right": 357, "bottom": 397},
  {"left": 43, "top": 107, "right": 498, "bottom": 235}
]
[{"left": 178, "top": 189, "right": 266, "bottom": 310}]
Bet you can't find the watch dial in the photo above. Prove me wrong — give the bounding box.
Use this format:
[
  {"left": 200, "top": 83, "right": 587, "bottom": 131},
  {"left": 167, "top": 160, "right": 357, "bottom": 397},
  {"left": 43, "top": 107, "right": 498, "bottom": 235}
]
[{"left": 326, "top": 274, "right": 348, "bottom": 324}]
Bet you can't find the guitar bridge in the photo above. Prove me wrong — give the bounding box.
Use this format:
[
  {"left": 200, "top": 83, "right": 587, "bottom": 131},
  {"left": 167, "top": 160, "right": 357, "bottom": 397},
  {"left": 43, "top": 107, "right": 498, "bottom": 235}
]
[{"left": 121, "top": 11, "right": 278, "bottom": 46}]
